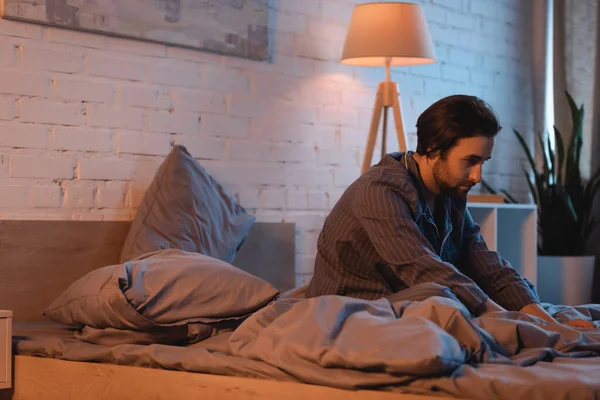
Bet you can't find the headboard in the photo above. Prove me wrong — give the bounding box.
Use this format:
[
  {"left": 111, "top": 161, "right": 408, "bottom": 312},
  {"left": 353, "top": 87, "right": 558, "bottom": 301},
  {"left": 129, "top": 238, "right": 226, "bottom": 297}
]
[{"left": 0, "top": 220, "right": 296, "bottom": 322}]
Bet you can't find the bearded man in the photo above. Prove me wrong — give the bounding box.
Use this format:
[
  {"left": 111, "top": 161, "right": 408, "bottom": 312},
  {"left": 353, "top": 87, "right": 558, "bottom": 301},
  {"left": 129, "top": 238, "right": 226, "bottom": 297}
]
[{"left": 306, "top": 94, "right": 593, "bottom": 329}]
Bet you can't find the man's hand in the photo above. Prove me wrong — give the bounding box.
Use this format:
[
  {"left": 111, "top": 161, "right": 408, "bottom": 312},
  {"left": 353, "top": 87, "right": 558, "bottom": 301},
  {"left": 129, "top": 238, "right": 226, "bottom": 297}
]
[
  {"left": 563, "top": 319, "right": 595, "bottom": 329},
  {"left": 520, "top": 303, "right": 596, "bottom": 329},
  {"left": 519, "top": 302, "right": 556, "bottom": 324}
]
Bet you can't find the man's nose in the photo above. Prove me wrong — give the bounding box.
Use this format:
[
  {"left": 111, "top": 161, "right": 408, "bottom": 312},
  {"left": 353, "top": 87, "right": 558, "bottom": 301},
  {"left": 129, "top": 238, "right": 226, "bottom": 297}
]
[{"left": 469, "top": 165, "right": 482, "bottom": 183}]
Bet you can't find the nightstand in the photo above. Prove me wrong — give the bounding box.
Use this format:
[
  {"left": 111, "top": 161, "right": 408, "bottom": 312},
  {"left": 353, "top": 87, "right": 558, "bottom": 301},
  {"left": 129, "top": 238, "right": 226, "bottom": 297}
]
[{"left": 0, "top": 310, "right": 11, "bottom": 390}]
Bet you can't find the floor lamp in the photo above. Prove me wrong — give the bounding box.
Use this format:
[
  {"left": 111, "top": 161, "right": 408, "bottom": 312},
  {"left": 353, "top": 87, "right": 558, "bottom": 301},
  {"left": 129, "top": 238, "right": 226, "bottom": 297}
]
[{"left": 340, "top": 2, "right": 436, "bottom": 174}]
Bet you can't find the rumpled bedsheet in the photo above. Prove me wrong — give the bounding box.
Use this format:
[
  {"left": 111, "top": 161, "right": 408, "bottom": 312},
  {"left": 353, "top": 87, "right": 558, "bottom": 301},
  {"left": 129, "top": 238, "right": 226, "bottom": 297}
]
[{"left": 14, "top": 287, "right": 600, "bottom": 399}]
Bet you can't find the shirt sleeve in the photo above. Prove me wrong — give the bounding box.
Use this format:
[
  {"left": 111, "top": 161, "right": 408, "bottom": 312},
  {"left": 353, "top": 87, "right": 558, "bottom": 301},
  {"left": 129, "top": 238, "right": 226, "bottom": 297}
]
[
  {"left": 352, "top": 178, "right": 489, "bottom": 314},
  {"left": 459, "top": 208, "right": 540, "bottom": 311}
]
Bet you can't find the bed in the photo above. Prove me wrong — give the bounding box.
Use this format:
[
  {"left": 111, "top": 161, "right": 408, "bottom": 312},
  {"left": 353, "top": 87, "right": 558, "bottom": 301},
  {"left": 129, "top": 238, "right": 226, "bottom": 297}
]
[{"left": 1, "top": 220, "right": 600, "bottom": 400}]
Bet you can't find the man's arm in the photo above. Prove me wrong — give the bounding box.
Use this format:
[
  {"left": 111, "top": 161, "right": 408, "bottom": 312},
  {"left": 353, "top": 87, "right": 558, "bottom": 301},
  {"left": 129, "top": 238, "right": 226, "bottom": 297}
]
[
  {"left": 353, "top": 180, "right": 489, "bottom": 314},
  {"left": 459, "top": 209, "right": 540, "bottom": 311}
]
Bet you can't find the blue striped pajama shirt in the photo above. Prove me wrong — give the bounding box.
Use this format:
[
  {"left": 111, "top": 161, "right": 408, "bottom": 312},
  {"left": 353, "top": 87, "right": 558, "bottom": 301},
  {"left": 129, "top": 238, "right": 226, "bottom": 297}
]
[{"left": 306, "top": 152, "right": 539, "bottom": 314}]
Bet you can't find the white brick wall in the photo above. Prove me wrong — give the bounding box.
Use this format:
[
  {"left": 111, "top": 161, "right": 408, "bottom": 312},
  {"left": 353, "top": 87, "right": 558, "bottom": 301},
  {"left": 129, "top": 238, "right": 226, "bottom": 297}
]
[{"left": 0, "top": 0, "right": 538, "bottom": 286}]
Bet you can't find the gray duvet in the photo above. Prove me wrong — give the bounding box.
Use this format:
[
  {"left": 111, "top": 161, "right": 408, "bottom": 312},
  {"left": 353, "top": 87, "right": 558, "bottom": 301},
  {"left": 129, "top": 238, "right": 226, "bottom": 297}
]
[{"left": 14, "top": 289, "right": 600, "bottom": 399}]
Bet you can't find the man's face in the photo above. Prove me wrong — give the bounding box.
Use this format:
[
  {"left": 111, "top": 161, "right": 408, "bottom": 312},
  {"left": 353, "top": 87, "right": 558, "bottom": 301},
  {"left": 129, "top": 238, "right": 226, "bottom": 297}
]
[{"left": 430, "top": 136, "right": 494, "bottom": 199}]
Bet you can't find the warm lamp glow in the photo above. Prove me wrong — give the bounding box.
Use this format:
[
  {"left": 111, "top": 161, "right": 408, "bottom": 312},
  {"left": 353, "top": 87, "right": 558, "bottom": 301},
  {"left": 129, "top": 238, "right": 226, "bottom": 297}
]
[{"left": 340, "top": 2, "right": 436, "bottom": 67}]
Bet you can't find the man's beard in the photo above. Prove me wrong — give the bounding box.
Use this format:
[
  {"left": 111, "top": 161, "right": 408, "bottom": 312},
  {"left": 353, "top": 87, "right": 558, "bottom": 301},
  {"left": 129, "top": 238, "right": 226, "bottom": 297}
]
[{"left": 432, "top": 159, "right": 474, "bottom": 199}]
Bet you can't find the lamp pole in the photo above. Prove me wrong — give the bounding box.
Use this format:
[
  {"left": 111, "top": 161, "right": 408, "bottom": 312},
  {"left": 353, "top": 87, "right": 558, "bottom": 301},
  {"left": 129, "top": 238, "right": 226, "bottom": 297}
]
[
  {"left": 381, "top": 57, "right": 392, "bottom": 158},
  {"left": 360, "top": 58, "right": 407, "bottom": 174}
]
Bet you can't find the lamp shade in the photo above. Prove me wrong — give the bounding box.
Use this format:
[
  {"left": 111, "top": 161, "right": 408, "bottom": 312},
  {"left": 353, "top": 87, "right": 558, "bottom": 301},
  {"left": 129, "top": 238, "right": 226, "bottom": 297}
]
[{"left": 340, "top": 2, "right": 436, "bottom": 67}]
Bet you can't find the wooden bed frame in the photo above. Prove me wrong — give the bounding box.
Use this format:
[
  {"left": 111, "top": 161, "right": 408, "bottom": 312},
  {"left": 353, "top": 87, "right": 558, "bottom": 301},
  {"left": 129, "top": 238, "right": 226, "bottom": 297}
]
[{"left": 0, "top": 220, "right": 451, "bottom": 400}]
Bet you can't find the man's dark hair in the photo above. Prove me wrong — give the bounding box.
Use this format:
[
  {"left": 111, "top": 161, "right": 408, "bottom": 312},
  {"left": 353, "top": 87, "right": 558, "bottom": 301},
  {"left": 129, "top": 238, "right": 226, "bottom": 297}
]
[{"left": 415, "top": 95, "right": 501, "bottom": 159}]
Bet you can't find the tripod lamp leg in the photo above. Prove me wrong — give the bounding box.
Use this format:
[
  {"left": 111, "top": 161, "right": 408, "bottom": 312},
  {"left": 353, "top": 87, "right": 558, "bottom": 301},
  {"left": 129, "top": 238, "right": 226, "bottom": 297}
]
[{"left": 361, "top": 84, "right": 384, "bottom": 174}]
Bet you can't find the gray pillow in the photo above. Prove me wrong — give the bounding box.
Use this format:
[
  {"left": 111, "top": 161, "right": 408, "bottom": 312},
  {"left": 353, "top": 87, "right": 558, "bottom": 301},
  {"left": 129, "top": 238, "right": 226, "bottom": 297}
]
[
  {"left": 122, "top": 249, "right": 279, "bottom": 324},
  {"left": 119, "top": 144, "right": 255, "bottom": 264},
  {"left": 43, "top": 249, "right": 279, "bottom": 332},
  {"left": 43, "top": 260, "right": 145, "bottom": 330}
]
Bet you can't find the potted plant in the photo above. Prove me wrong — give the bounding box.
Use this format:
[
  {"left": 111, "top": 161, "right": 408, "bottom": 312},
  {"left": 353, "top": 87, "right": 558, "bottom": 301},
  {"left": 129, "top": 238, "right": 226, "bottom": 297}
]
[{"left": 483, "top": 91, "right": 600, "bottom": 305}]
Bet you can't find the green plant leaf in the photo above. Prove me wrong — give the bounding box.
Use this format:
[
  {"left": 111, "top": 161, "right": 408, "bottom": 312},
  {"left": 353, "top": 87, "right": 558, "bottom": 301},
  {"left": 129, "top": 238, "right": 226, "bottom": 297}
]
[
  {"left": 565, "top": 90, "right": 581, "bottom": 165},
  {"left": 554, "top": 126, "right": 565, "bottom": 184},
  {"left": 537, "top": 131, "right": 551, "bottom": 186},
  {"left": 480, "top": 178, "right": 498, "bottom": 195},
  {"left": 545, "top": 132, "right": 555, "bottom": 184},
  {"left": 499, "top": 189, "right": 518, "bottom": 204},
  {"left": 564, "top": 190, "right": 579, "bottom": 224},
  {"left": 567, "top": 90, "right": 585, "bottom": 168},
  {"left": 514, "top": 129, "right": 537, "bottom": 171},
  {"left": 522, "top": 165, "right": 539, "bottom": 208},
  {"left": 514, "top": 128, "right": 544, "bottom": 201},
  {"left": 564, "top": 91, "right": 584, "bottom": 215}
]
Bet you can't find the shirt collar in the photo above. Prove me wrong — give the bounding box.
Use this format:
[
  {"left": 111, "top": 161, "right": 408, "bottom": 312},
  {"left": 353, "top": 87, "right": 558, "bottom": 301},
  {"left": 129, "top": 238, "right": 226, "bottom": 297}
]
[{"left": 401, "top": 151, "right": 435, "bottom": 221}]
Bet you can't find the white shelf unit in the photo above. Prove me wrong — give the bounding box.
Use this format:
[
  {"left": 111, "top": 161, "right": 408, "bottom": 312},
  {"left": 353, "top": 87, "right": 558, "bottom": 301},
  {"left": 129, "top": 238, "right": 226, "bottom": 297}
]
[{"left": 467, "top": 202, "right": 538, "bottom": 286}]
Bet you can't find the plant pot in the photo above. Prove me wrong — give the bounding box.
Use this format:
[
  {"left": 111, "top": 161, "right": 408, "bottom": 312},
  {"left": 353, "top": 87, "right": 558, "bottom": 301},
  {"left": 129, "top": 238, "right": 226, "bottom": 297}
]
[{"left": 536, "top": 255, "right": 596, "bottom": 306}]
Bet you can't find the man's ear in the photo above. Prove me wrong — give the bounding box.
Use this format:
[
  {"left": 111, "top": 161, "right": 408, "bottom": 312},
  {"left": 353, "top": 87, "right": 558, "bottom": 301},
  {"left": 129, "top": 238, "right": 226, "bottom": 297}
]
[{"left": 425, "top": 149, "right": 439, "bottom": 164}]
